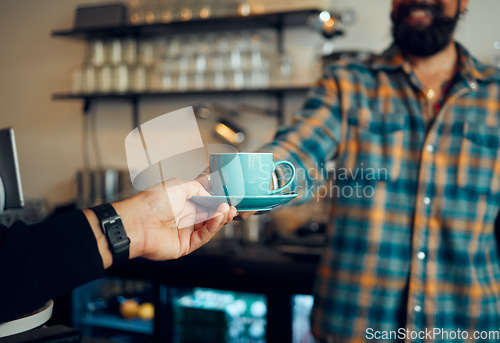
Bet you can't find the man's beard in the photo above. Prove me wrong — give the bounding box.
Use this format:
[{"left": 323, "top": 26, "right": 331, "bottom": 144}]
[{"left": 391, "top": 2, "right": 459, "bottom": 57}]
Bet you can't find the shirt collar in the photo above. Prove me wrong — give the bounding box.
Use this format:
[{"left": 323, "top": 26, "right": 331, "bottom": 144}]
[{"left": 369, "top": 42, "right": 500, "bottom": 83}]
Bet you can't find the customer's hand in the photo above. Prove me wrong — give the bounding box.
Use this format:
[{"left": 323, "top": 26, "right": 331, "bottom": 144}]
[
  {"left": 235, "top": 211, "right": 257, "bottom": 220},
  {"left": 86, "top": 178, "right": 237, "bottom": 268}
]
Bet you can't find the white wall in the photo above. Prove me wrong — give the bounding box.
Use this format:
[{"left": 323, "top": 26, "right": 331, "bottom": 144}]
[{"left": 0, "top": 0, "right": 499, "bottom": 208}]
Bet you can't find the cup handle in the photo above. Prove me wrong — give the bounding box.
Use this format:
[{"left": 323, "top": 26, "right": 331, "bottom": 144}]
[{"left": 269, "top": 160, "right": 296, "bottom": 195}]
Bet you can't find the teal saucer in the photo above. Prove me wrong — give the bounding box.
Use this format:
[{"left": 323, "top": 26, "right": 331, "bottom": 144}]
[{"left": 190, "top": 193, "right": 298, "bottom": 212}]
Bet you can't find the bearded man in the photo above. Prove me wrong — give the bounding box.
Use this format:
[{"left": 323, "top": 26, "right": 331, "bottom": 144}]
[{"left": 244, "top": 0, "right": 500, "bottom": 341}]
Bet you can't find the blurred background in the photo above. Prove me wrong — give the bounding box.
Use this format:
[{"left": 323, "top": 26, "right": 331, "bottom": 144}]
[
  {"left": 1, "top": 0, "right": 499, "bottom": 209},
  {"left": 0, "top": 0, "right": 499, "bottom": 342}
]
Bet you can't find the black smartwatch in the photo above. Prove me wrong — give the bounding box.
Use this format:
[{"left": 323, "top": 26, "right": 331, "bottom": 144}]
[{"left": 91, "top": 203, "right": 130, "bottom": 265}]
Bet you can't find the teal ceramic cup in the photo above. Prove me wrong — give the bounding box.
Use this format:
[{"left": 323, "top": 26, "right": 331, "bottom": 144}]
[{"left": 209, "top": 153, "right": 296, "bottom": 196}]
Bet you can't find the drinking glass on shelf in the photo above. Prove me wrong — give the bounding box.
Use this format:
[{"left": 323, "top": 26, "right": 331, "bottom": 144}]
[
  {"left": 123, "top": 38, "right": 138, "bottom": 65},
  {"left": 213, "top": 35, "right": 230, "bottom": 89},
  {"left": 194, "top": 53, "right": 207, "bottom": 89},
  {"left": 214, "top": 68, "right": 226, "bottom": 89},
  {"left": 113, "top": 64, "right": 130, "bottom": 93},
  {"left": 139, "top": 40, "right": 155, "bottom": 67},
  {"left": 196, "top": 51, "right": 208, "bottom": 71},
  {"left": 177, "top": 54, "right": 190, "bottom": 74},
  {"left": 204, "top": 70, "right": 214, "bottom": 90},
  {"left": 167, "top": 36, "right": 181, "bottom": 57},
  {"left": 229, "top": 38, "right": 243, "bottom": 71},
  {"left": 194, "top": 72, "right": 205, "bottom": 90},
  {"left": 238, "top": 32, "right": 252, "bottom": 69},
  {"left": 177, "top": 53, "right": 189, "bottom": 91},
  {"left": 149, "top": 68, "right": 160, "bottom": 91},
  {"left": 160, "top": 70, "right": 176, "bottom": 91},
  {"left": 215, "top": 34, "right": 230, "bottom": 56},
  {"left": 260, "top": 58, "right": 270, "bottom": 87},
  {"left": 155, "top": 56, "right": 174, "bottom": 91},
  {"left": 250, "top": 67, "right": 261, "bottom": 88},
  {"left": 97, "top": 64, "right": 113, "bottom": 93},
  {"left": 272, "top": 51, "right": 292, "bottom": 87},
  {"left": 132, "top": 65, "right": 148, "bottom": 92},
  {"left": 108, "top": 39, "right": 123, "bottom": 66},
  {"left": 251, "top": 46, "right": 262, "bottom": 71},
  {"left": 229, "top": 34, "right": 245, "bottom": 89},
  {"left": 180, "top": 35, "right": 197, "bottom": 58},
  {"left": 167, "top": 55, "right": 179, "bottom": 76},
  {"left": 204, "top": 34, "right": 216, "bottom": 72},
  {"left": 231, "top": 69, "right": 245, "bottom": 89},
  {"left": 243, "top": 69, "right": 253, "bottom": 89},
  {"left": 89, "top": 40, "right": 106, "bottom": 67},
  {"left": 177, "top": 72, "right": 188, "bottom": 91},
  {"left": 213, "top": 52, "right": 226, "bottom": 71},
  {"left": 197, "top": 34, "right": 211, "bottom": 55}
]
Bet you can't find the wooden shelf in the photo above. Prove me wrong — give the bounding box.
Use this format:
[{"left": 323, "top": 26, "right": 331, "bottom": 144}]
[{"left": 52, "top": 86, "right": 310, "bottom": 101}]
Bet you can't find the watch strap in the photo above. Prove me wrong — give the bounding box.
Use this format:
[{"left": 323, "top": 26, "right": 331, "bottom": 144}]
[{"left": 91, "top": 203, "right": 130, "bottom": 265}]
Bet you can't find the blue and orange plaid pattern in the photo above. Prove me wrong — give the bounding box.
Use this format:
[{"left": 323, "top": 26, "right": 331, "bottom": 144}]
[{"left": 262, "top": 42, "right": 500, "bottom": 342}]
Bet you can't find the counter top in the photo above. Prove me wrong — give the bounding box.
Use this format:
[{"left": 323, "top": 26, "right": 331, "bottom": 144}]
[{"left": 106, "top": 243, "right": 322, "bottom": 343}]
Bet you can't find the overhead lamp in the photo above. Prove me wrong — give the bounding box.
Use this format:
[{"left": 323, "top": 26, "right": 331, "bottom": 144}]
[{"left": 195, "top": 103, "right": 247, "bottom": 147}]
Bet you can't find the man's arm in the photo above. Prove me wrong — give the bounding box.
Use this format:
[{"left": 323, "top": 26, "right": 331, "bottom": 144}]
[
  {"left": 261, "top": 74, "right": 344, "bottom": 204},
  {"left": 0, "top": 179, "right": 236, "bottom": 322},
  {"left": 84, "top": 179, "right": 236, "bottom": 268}
]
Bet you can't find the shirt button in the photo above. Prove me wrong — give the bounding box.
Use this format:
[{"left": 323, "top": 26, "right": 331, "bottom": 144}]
[
  {"left": 423, "top": 197, "right": 431, "bottom": 205},
  {"left": 425, "top": 144, "right": 434, "bottom": 153},
  {"left": 417, "top": 251, "right": 426, "bottom": 260},
  {"left": 414, "top": 305, "right": 422, "bottom": 313},
  {"left": 426, "top": 89, "right": 436, "bottom": 99},
  {"left": 469, "top": 81, "right": 478, "bottom": 89}
]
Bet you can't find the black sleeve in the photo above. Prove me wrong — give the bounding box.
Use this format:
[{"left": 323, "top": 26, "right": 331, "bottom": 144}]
[{"left": 0, "top": 210, "right": 105, "bottom": 322}]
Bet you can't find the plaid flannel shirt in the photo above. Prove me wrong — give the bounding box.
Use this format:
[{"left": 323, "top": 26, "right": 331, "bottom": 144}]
[{"left": 262, "top": 42, "right": 500, "bottom": 342}]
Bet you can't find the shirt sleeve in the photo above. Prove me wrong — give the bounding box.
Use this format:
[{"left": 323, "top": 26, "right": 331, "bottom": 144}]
[
  {"left": 260, "top": 74, "right": 345, "bottom": 204},
  {"left": 0, "top": 210, "right": 105, "bottom": 323}
]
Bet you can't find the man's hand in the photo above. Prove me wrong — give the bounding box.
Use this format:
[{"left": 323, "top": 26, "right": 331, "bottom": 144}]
[{"left": 86, "top": 178, "right": 237, "bottom": 268}]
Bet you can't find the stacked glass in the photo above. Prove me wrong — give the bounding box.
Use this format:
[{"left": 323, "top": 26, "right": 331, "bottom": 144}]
[
  {"left": 72, "top": 38, "right": 158, "bottom": 94},
  {"left": 71, "top": 31, "right": 278, "bottom": 94},
  {"left": 153, "top": 32, "right": 274, "bottom": 92}
]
